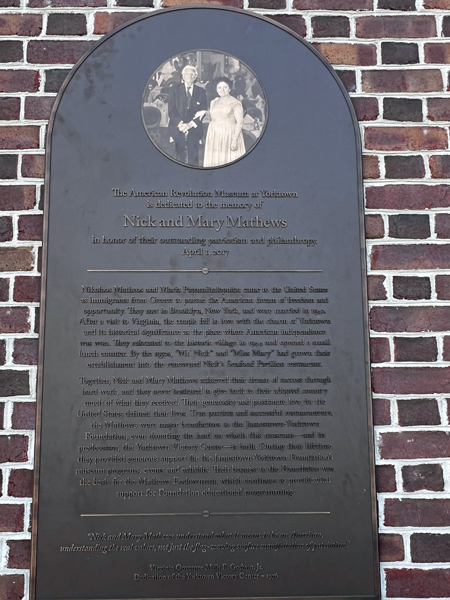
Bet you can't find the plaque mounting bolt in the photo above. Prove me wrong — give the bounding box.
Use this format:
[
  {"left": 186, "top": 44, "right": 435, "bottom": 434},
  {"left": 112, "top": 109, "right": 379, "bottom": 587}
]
[
  {"left": 203, "top": 510, "right": 210, "bottom": 518},
  {"left": 202, "top": 267, "right": 209, "bottom": 275}
]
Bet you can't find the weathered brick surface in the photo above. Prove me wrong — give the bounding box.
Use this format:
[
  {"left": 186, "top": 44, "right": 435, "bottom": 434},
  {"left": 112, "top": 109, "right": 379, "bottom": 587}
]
[
  {"left": 0, "top": 575, "right": 24, "bottom": 600},
  {"left": 8, "top": 468, "right": 33, "bottom": 497},
  {"left": 394, "top": 337, "right": 436, "bottom": 361},
  {"left": 0, "top": 185, "right": 35, "bottom": 210},
  {"left": 403, "top": 464, "right": 444, "bottom": 492},
  {"left": 0, "top": 308, "right": 30, "bottom": 332},
  {"left": 376, "top": 464, "right": 396, "bottom": 492},
  {"left": 365, "top": 127, "right": 447, "bottom": 151},
  {"left": 385, "top": 156, "right": 425, "bottom": 179},
  {"left": 397, "top": 398, "right": 440, "bottom": 425},
  {"left": 362, "top": 70, "right": 442, "bottom": 93},
  {"left": 13, "top": 338, "right": 38, "bottom": 365},
  {"left": 430, "top": 156, "right": 450, "bottom": 179},
  {"left": 384, "top": 98, "right": 422, "bottom": 122},
  {"left": 382, "top": 42, "right": 419, "bottom": 64},
  {"left": 371, "top": 306, "right": 450, "bottom": 331},
  {"left": 388, "top": 214, "right": 429, "bottom": 238},
  {"left": 385, "top": 499, "right": 450, "bottom": 526},
  {"left": 312, "top": 16, "right": 350, "bottom": 37},
  {"left": 392, "top": 277, "right": 431, "bottom": 300},
  {"left": 367, "top": 184, "right": 450, "bottom": 209},
  {"left": 11, "top": 402, "right": 36, "bottom": 429},
  {"left": 22, "top": 154, "right": 45, "bottom": 179},
  {"left": 0, "top": 14, "right": 42, "bottom": 36},
  {"left": 373, "top": 398, "right": 391, "bottom": 425},
  {"left": 24, "top": 96, "right": 55, "bottom": 121},
  {"left": 7, "top": 540, "right": 31, "bottom": 569},
  {"left": 47, "top": 13, "right": 87, "bottom": 36},
  {"left": 314, "top": 43, "right": 376, "bottom": 65},
  {"left": 372, "top": 367, "right": 450, "bottom": 394},
  {"left": 27, "top": 40, "right": 94, "bottom": 64},
  {"left": 94, "top": 12, "right": 146, "bottom": 34},
  {"left": 367, "top": 274, "right": 387, "bottom": 300},
  {"left": 386, "top": 568, "right": 450, "bottom": 598},
  {"left": 380, "top": 431, "right": 450, "bottom": 458},
  {"left": 379, "top": 534, "right": 405, "bottom": 562},
  {"left": 0, "top": 216, "right": 13, "bottom": 242},
  {"left": 18, "top": 214, "right": 43, "bottom": 240},
  {"left": 372, "top": 244, "right": 450, "bottom": 270},
  {"left": 356, "top": 16, "right": 436, "bottom": 38},
  {"left": 0, "top": 70, "right": 39, "bottom": 93},
  {"left": 0, "top": 125, "right": 40, "bottom": 149},
  {"left": 352, "top": 98, "right": 378, "bottom": 122},
  {"left": 0, "top": 435, "right": 28, "bottom": 461},
  {"left": 0, "top": 97, "right": 20, "bottom": 121},
  {"left": 0, "top": 248, "right": 34, "bottom": 272}
]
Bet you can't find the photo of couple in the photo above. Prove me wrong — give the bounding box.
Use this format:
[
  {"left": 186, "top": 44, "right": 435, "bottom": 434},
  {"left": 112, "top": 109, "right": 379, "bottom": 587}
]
[{"left": 142, "top": 51, "right": 267, "bottom": 169}]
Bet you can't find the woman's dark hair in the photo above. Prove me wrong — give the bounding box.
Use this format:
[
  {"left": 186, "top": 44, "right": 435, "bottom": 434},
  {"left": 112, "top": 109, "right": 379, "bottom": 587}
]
[{"left": 214, "top": 76, "right": 233, "bottom": 90}]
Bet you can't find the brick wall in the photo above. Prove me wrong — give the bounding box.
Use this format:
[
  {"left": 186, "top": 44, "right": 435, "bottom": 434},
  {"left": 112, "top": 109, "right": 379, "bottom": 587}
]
[{"left": 1, "top": 0, "right": 450, "bottom": 598}]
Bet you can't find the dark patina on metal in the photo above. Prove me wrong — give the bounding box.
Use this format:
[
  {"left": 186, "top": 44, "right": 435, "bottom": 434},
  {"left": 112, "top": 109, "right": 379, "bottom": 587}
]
[{"left": 32, "top": 7, "right": 380, "bottom": 600}]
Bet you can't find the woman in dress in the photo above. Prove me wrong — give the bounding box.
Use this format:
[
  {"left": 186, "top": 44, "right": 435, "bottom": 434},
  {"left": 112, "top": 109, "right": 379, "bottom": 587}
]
[{"left": 202, "top": 77, "right": 246, "bottom": 168}]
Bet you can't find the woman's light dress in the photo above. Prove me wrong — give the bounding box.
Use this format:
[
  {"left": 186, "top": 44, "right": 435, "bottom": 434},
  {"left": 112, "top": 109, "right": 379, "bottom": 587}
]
[{"left": 203, "top": 96, "right": 245, "bottom": 167}]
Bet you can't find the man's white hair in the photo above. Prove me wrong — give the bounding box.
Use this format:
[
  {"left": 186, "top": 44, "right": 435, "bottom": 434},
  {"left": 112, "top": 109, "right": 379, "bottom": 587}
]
[{"left": 182, "top": 65, "right": 197, "bottom": 76}]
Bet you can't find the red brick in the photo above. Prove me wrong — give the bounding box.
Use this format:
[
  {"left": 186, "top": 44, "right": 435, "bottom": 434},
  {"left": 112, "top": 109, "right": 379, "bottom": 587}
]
[
  {"left": 367, "top": 184, "right": 450, "bottom": 210},
  {"left": 14, "top": 276, "right": 41, "bottom": 303},
  {"left": 370, "top": 337, "right": 390, "bottom": 363},
  {"left": 385, "top": 499, "right": 450, "bottom": 527},
  {"left": 373, "top": 398, "right": 391, "bottom": 425},
  {"left": 403, "top": 464, "right": 444, "bottom": 492},
  {"left": 0, "top": 574, "right": 24, "bottom": 600},
  {"left": 22, "top": 154, "right": 44, "bottom": 179},
  {"left": 294, "top": 0, "right": 372, "bottom": 6},
  {"left": 0, "top": 504, "right": 23, "bottom": 531},
  {"left": 0, "top": 155, "right": 17, "bottom": 179},
  {"left": 47, "top": 13, "right": 87, "bottom": 35},
  {"left": 365, "top": 127, "right": 447, "bottom": 151},
  {"left": 0, "top": 435, "right": 28, "bottom": 462},
  {"left": 0, "top": 186, "right": 35, "bottom": 210},
  {"left": 0, "top": 340, "right": 5, "bottom": 366},
  {"left": 385, "top": 155, "right": 425, "bottom": 179},
  {"left": 411, "top": 534, "right": 450, "bottom": 563},
  {"left": 0, "top": 371, "right": 29, "bottom": 398},
  {"left": 334, "top": 70, "right": 355, "bottom": 92},
  {"left": 371, "top": 244, "right": 450, "bottom": 270},
  {"left": 0, "top": 41, "right": 23, "bottom": 63},
  {"left": 18, "top": 214, "right": 43, "bottom": 241},
  {"left": 0, "top": 216, "right": 12, "bottom": 242},
  {"left": 0, "top": 278, "right": 9, "bottom": 302},
  {"left": 313, "top": 43, "right": 376, "bottom": 66},
  {"left": 8, "top": 469, "right": 33, "bottom": 497},
  {"left": 0, "top": 14, "right": 42, "bottom": 35},
  {"left": 372, "top": 367, "right": 450, "bottom": 394},
  {"left": 376, "top": 464, "right": 396, "bottom": 492},
  {"left": 29, "top": 0, "right": 105, "bottom": 7},
  {"left": 11, "top": 402, "right": 36, "bottom": 429},
  {"left": 356, "top": 16, "right": 436, "bottom": 38},
  {"left": 436, "top": 274, "right": 450, "bottom": 298},
  {"left": 312, "top": 16, "right": 349, "bottom": 38},
  {"left": 436, "top": 215, "right": 450, "bottom": 239},
  {"left": 365, "top": 214, "right": 384, "bottom": 238},
  {"left": 0, "top": 70, "right": 39, "bottom": 93},
  {"left": 363, "top": 155, "right": 380, "bottom": 179},
  {"left": 0, "top": 97, "right": 20, "bottom": 120},
  {"left": 425, "top": 0, "right": 450, "bottom": 6},
  {"left": 0, "top": 308, "right": 30, "bottom": 333},
  {"left": 162, "top": 0, "right": 243, "bottom": 6},
  {"left": 430, "top": 155, "right": 450, "bottom": 178},
  {"left": 379, "top": 534, "right": 404, "bottom": 562},
  {"left": 0, "top": 125, "right": 40, "bottom": 150},
  {"left": 382, "top": 42, "right": 419, "bottom": 65},
  {"left": 367, "top": 275, "right": 386, "bottom": 300},
  {"left": 381, "top": 431, "right": 450, "bottom": 459},
  {"left": 393, "top": 276, "right": 431, "bottom": 299},
  {"left": 384, "top": 97, "right": 422, "bottom": 121},
  {"left": 386, "top": 568, "right": 450, "bottom": 598},
  {"left": 443, "top": 337, "right": 450, "bottom": 360},
  {"left": 27, "top": 40, "right": 94, "bottom": 64},
  {"left": 94, "top": 11, "right": 147, "bottom": 34},
  {"left": 398, "top": 398, "right": 440, "bottom": 425},
  {"left": 395, "top": 337, "right": 436, "bottom": 361},
  {"left": 429, "top": 99, "right": 450, "bottom": 123},
  {"left": 425, "top": 43, "right": 450, "bottom": 64},
  {"left": 263, "top": 15, "right": 306, "bottom": 37},
  {"left": 0, "top": 248, "right": 33, "bottom": 272},
  {"left": 352, "top": 98, "right": 379, "bottom": 121},
  {"left": 7, "top": 539, "right": 30, "bottom": 569},
  {"left": 362, "top": 70, "right": 442, "bottom": 93},
  {"left": 24, "top": 96, "right": 55, "bottom": 121},
  {"left": 13, "top": 338, "right": 38, "bottom": 365},
  {"left": 371, "top": 306, "right": 450, "bottom": 332},
  {"left": 389, "top": 214, "right": 430, "bottom": 239}
]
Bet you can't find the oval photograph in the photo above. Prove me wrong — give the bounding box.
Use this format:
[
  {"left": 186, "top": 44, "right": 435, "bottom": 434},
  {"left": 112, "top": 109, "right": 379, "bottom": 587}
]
[{"left": 142, "top": 50, "right": 268, "bottom": 169}]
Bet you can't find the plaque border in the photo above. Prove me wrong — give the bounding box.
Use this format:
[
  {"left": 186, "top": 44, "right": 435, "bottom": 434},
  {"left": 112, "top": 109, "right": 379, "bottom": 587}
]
[{"left": 31, "top": 7, "right": 380, "bottom": 600}]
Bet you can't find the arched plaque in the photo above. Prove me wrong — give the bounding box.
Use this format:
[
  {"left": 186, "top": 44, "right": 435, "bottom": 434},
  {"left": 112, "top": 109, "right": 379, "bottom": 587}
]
[{"left": 33, "top": 7, "right": 380, "bottom": 600}]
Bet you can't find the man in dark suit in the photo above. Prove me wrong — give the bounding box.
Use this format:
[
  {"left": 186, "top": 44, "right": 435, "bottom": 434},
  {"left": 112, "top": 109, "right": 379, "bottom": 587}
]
[{"left": 168, "top": 65, "right": 208, "bottom": 166}]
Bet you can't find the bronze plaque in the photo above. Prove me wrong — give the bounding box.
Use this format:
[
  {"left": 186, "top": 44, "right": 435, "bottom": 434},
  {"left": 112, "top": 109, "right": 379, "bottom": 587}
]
[{"left": 32, "top": 7, "right": 380, "bottom": 600}]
